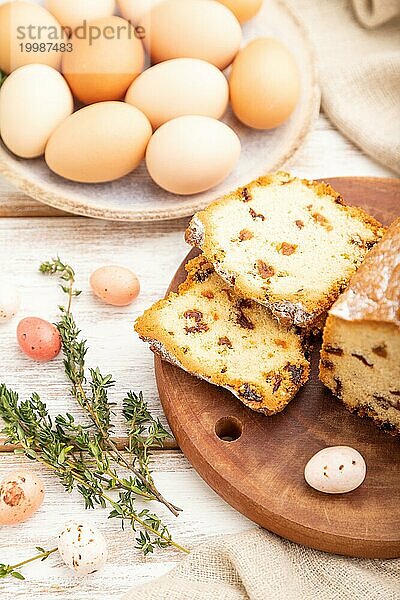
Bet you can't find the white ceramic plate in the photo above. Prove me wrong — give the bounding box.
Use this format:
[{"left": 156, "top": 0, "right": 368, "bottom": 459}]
[{"left": 0, "top": 0, "right": 320, "bottom": 221}]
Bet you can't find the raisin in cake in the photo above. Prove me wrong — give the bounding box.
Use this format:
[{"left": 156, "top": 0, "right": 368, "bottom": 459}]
[
  {"left": 320, "top": 218, "right": 400, "bottom": 435},
  {"left": 135, "top": 255, "right": 310, "bottom": 415},
  {"left": 185, "top": 172, "right": 385, "bottom": 329}
]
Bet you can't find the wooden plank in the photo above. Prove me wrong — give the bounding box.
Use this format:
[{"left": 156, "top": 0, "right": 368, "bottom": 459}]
[
  {"left": 0, "top": 217, "right": 191, "bottom": 439},
  {"left": 0, "top": 179, "right": 71, "bottom": 217},
  {"left": 0, "top": 437, "right": 179, "bottom": 453},
  {"left": 284, "top": 114, "right": 395, "bottom": 179},
  {"left": 0, "top": 450, "right": 252, "bottom": 598}
]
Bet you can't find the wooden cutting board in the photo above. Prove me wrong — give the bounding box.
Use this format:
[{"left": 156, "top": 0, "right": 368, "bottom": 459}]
[{"left": 155, "top": 177, "right": 400, "bottom": 559}]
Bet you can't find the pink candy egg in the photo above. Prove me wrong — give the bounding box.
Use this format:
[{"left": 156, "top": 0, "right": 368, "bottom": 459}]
[
  {"left": 90, "top": 266, "right": 140, "bottom": 307},
  {"left": 0, "top": 470, "right": 45, "bottom": 525},
  {"left": 17, "top": 317, "right": 61, "bottom": 362}
]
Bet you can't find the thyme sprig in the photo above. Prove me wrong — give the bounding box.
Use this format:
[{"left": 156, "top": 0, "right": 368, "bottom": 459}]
[
  {"left": 40, "top": 258, "right": 81, "bottom": 313},
  {"left": 123, "top": 391, "right": 171, "bottom": 486},
  {"left": 0, "top": 547, "right": 57, "bottom": 581},
  {"left": 41, "top": 258, "right": 181, "bottom": 516},
  {"left": 0, "top": 258, "right": 188, "bottom": 580},
  {"left": 0, "top": 386, "right": 187, "bottom": 555}
]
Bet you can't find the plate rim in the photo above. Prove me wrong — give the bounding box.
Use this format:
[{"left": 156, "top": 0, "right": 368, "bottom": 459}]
[{"left": 0, "top": 0, "right": 321, "bottom": 222}]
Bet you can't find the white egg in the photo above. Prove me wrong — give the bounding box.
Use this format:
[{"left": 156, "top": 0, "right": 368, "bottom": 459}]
[
  {"left": 304, "top": 446, "right": 366, "bottom": 494},
  {"left": 146, "top": 115, "right": 241, "bottom": 195},
  {"left": 0, "top": 64, "right": 74, "bottom": 158},
  {"left": 0, "top": 280, "right": 20, "bottom": 323},
  {"left": 58, "top": 521, "right": 108, "bottom": 576}
]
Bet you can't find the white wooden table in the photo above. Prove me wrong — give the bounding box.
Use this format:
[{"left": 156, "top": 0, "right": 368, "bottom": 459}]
[{"left": 0, "top": 113, "right": 394, "bottom": 598}]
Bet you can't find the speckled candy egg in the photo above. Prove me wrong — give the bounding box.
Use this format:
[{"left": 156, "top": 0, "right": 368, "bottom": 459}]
[
  {"left": 0, "top": 280, "right": 20, "bottom": 323},
  {"left": 0, "top": 470, "right": 45, "bottom": 525},
  {"left": 17, "top": 317, "right": 61, "bottom": 362},
  {"left": 58, "top": 521, "right": 108, "bottom": 576},
  {"left": 304, "top": 446, "right": 366, "bottom": 494},
  {"left": 90, "top": 266, "right": 140, "bottom": 306}
]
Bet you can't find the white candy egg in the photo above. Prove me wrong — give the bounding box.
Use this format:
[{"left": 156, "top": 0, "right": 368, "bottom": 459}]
[
  {"left": 304, "top": 446, "right": 366, "bottom": 494},
  {"left": 58, "top": 521, "right": 108, "bottom": 576},
  {"left": 0, "top": 280, "right": 20, "bottom": 323}
]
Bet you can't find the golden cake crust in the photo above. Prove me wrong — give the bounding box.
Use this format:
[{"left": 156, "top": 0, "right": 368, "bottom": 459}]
[
  {"left": 135, "top": 255, "right": 310, "bottom": 415},
  {"left": 186, "top": 172, "right": 385, "bottom": 329},
  {"left": 329, "top": 218, "right": 400, "bottom": 327},
  {"left": 320, "top": 221, "right": 400, "bottom": 436}
]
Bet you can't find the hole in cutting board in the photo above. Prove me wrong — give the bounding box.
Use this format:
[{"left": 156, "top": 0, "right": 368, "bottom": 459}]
[{"left": 215, "top": 416, "right": 243, "bottom": 442}]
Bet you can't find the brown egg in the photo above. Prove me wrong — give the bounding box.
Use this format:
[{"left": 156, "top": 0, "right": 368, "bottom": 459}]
[
  {"left": 140, "top": 0, "right": 242, "bottom": 70},
  {"left": 62, "top": 16, "right": 144, "bottom": 104},
  {"left": 216, "top": 0, "right": 263, "bottom": 23},
  {"left": 90, "top": 266, "right": 140, "bottom": 306},
  {"left": 117, "top": 0, "right": 164, "bottom": 25},
  {"left": 45, "top": 102, "right": 152, "bottom": 183},
  {"left": 0, "top": 470, "right": 45, "bottom": 525},
  {"left": 230, "top": 38, "right": 300, "bottom": 130},
  {"left": 0, "top": 1, "right": 67, "bottom": 74},
  {"left": 125, "top": 58, "right": 229, "bottom": 129},
  {"left": 17, "top": 317, "right": 61, "bottom": 362},
  {"left": 45, "top": 0, "right": 116, "bottom": 31}
]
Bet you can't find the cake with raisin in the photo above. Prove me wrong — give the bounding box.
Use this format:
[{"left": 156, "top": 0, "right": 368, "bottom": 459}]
[
  {"left": 185, "top": 172, "right": 385, "bottom": 329},
  {"left": 135, "top": 255, "right": 310, "bottom": 415},
  {"left": 320, "top": 218, "right": 400, "bottom": 435}
]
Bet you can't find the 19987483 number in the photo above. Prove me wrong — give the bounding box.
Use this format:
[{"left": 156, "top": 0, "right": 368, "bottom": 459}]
[{"left": 19, "top": 43, "right": 73, "bottom": 53}]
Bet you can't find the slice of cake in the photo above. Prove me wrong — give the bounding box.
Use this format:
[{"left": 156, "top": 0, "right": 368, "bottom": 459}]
[
  {"left": 135, "top": 255, "right": 310, "bottom": 415},
  {"left": 185, "top": 172, "right": 385, "bottom": 329},
  {"left": 320, "top": 218, "right": 400, "bottom": 435}
]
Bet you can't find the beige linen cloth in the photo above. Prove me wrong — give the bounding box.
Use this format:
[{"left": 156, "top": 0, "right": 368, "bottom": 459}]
[
  {"left": 286, "top": 0, "right": 400, "bottom": 174},
  {"left": 124, "top": 529, "right": 400, "bottom": 600},
  {"left": 124, "top": 3, "right": 400, "bottom": 599}
]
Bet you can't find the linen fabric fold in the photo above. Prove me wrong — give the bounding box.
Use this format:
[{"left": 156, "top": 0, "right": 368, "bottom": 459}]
[
  {"left": 285, "top": 0, "right": 400, "bottom": 174},
  {"left": 123, "top": 529, "right": 400, "bottom": 600}
]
